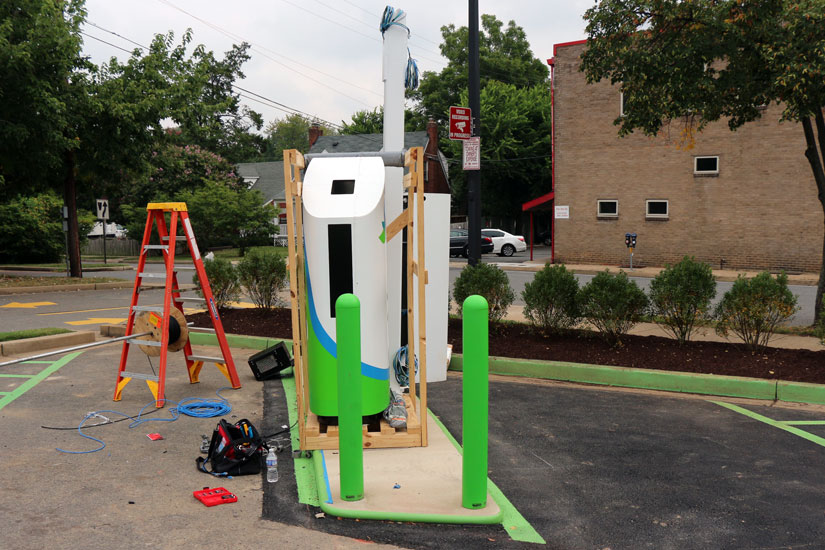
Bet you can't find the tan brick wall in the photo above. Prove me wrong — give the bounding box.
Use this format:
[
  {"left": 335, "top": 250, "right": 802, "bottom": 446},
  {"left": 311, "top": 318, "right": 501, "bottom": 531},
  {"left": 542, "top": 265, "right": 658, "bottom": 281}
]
[{"left": 553, "top": 43, "right": 824, "bottom": 273}]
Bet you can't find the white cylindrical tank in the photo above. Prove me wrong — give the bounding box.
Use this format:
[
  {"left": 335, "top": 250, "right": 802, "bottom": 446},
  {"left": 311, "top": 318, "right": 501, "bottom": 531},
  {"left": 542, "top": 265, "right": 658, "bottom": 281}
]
[{"left": 302, "top": 156, "right": 390, "bottom": 417}]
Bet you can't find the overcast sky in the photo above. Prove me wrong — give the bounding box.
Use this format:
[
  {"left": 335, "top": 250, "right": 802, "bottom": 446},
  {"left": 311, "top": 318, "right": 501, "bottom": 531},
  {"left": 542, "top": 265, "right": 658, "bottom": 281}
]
[{"left": 80, "top": 0, "right": 592, "bottom": 131}]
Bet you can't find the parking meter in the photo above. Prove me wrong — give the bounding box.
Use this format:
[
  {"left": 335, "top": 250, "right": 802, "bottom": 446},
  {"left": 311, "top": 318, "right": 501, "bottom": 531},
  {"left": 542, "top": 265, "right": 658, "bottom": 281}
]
[{"left": 625, "top": 233, "right": 636, "bottom": 271}]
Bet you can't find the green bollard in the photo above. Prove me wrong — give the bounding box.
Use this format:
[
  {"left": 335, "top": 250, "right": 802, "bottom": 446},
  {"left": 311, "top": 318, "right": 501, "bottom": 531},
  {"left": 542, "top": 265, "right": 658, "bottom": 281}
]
[
  {"left": 462, "top": 294, "right": 489, "bottom": 509},
  {"left": 335, "top": 293, "right": 364, "bottom": 502}
]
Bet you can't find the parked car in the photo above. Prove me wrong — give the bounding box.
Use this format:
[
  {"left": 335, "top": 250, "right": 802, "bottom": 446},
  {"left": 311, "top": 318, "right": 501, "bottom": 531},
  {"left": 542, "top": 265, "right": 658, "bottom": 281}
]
[
  {"left": 481, "top": 228, "right": 527, "bottom": 257},
  {"left": 449, "top": 229, "right": 494, "bottom": 257}
]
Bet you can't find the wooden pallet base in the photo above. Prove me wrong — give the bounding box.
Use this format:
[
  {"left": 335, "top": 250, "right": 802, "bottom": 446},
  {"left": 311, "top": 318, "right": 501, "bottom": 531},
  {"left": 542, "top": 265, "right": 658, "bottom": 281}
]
[{"left": 303, "top": 394, "right": 423, "bottom": 450}]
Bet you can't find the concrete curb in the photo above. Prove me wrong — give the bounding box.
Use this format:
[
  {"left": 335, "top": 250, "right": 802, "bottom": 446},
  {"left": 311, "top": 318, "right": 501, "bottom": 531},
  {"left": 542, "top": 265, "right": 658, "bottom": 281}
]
[
  {"left": 0, "top": 282, "right": 195, "bottom": 295},
  {"left": 448, "top": 354, "right": 825, "bottom": 405},
  {"left": 0, "top": 331, "right": 96, "bottom": 356},
  {"left": 180, "top": 331, "right": 825, "bottom": 405}
]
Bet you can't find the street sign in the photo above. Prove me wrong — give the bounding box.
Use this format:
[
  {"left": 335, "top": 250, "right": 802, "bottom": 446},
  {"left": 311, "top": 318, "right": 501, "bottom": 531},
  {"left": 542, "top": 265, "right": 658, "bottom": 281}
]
[
  {"left": 462, "top": 137, "right": 481, "bottom": 170},
  {"left": 449, "top": 106, "right": 472, "bottom": 140},
  {"left": 96, "top": 199, "right": 109, "bottom": 220}
]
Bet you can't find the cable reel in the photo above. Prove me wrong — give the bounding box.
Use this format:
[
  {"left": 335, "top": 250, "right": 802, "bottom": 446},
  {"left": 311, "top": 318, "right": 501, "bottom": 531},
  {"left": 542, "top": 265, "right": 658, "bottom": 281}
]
[{"left": 132, "top": 308, "right": 189, "bottom": 356}]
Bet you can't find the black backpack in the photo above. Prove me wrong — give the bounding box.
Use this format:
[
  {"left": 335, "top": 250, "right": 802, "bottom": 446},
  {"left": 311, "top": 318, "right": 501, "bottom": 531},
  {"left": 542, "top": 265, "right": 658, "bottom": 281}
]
[{"left": 196, "top": 418, "right": 265, "bottom": 477}]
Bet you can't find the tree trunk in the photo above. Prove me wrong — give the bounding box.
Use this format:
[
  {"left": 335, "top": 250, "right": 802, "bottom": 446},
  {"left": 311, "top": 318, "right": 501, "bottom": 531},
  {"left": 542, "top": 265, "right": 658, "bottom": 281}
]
[
  {"left": 802, "top": 115, "right": 825, "bottom": 324},
  {"left": 63, "top": 149, "right": 82, "bottom": 278}
]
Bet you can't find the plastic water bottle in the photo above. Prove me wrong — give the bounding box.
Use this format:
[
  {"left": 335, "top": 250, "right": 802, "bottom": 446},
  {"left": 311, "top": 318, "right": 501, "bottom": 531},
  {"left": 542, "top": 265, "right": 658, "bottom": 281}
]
[{"left": 266, "top": 449, "right": 279, "bottom": 483}]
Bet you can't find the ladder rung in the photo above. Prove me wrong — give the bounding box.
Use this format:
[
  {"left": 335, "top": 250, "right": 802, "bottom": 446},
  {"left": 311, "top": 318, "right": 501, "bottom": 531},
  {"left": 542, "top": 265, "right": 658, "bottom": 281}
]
[
  {"left": 161, "top": 236, "right": 187, "bottom": 241},
  {"left": 138, "top": 273, "right": 167, "bottom": 279},
  {"left": 188, "top": 327, "right": 215, "bottom": 333},
  {"left": 131, "top": 305, "right": 164, "bottom": 313},
  {"left": 175, "top": 266, "right": 196, "bottom": 271},
  {"left": 144, "top": 245, "right": 169, "bottom": 250},
  {"left": 187, "top": 354, "right": 226, "bottom": 363},
  {"left": 128, "top": 338, "right": 162, "bottom": 347},
  {"left": 119, "top": 371, "right": 160, "bottom": 382},
  {"left": 176, "top": 296, "right": 205, "bottom": 302}
]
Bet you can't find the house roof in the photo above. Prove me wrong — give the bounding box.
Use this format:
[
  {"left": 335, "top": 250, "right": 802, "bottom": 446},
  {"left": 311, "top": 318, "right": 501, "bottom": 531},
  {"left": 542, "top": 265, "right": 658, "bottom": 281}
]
[
  {"left": 236, "top": 161, "right": 285, "bottom": 204},
  {"left": 309, "top": 131, "right": 450, "bottom": 189},
  {"left": 309, "top": 131, "right": 429, "bottom": 154}
]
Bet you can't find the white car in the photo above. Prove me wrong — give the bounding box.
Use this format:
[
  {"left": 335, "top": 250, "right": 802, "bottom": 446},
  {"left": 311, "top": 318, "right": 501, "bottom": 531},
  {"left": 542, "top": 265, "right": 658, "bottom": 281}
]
[{"left": 481, "top": 228, "right": 527, "bottom": 257}]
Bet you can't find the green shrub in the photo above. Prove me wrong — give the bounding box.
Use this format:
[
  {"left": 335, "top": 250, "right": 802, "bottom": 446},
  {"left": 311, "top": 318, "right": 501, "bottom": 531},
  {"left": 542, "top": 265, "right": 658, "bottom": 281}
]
[
  {"left": 0, "top": 192, "right": 93, "bottom": 263},
  {"left": 648, "top": 256, "right": 716, "bottom": 345},
  {"left": 237, "top": 248, "right": 287, "bottom": 310},
  {"left": 452, "top": 263, "right": 515, "bottom": 322},
  {"left": 521, "top": 264, "right": 580, "bottom": 331},
  {"left": 715, "top": 271, "right": 798, "bottom": 350},
  {"left": 578, "top": 270, "right": 649, "bottom": 345},
  {"left": 816, "top": 296, "right": 825, "bottom": 346},
  {"left": 194, "top": 256, "right": 240, "bottom": 309}
]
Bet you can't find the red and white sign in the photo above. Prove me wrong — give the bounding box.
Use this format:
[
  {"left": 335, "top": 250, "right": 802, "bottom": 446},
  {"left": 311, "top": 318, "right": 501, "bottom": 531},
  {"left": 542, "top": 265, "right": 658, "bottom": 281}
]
[
  {"left": 462, "top": 137, "right": 480, "bottom": 170},
  {"left": 449, "top": 106, "right": 472, "bottom": 140}
]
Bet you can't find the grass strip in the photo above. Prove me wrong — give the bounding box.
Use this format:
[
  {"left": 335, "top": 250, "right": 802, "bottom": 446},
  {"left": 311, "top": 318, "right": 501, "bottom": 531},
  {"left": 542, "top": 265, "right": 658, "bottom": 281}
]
[
  {"left": 0, "top": 327, "right": 72, "bottom": 342},
  {"left": 0, "top": 275, "right": 123, "bottom": 287}
]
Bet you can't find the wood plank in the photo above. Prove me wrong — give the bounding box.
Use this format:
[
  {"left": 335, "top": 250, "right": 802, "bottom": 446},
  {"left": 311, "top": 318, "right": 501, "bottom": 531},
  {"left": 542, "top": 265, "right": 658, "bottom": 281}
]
[
  {"left": 386, "top": 210, "right": 407, "bottom": 242},
  {"left": 410, "top": 146, "right": 428, "bottom": 446}
]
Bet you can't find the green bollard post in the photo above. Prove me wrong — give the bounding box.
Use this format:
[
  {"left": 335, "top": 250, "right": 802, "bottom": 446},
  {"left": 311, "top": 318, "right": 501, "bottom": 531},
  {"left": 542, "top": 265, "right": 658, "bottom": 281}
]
[
  {"left": 462, "top": 294, "right": 489, "bottom": 509},
  {"left": 335, "top": 293, "right": 364, "bottom": 502}
]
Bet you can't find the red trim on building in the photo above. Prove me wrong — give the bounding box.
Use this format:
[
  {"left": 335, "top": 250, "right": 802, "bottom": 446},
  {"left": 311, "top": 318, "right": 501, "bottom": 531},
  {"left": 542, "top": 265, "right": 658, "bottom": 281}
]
[
  {"left": 521, "top": 191, "right": 555, "bottom": 212},
  {"left": 553, "top": 39, "right": 587, "bottom": 56}
]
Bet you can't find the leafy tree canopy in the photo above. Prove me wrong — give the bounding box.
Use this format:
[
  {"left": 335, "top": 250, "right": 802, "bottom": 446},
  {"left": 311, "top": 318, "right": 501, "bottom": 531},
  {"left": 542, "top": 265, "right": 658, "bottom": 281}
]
[
  {"left": 261, "top": 114, "right": 336, "bottom": 157},
  {"left": 446, "top": 81, "right": 551, "bottom": 218},
  {"left": 413, "top": 14, "right": 549, "bottom": 127},
  {"left": 340, "top": 107, "right": 425, "bottom": 135}
]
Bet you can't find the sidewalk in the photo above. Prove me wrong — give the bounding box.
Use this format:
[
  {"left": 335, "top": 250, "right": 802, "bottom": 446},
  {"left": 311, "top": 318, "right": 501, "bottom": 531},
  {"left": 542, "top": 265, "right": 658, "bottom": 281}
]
[{"left": 450, "top": 259, "right": 821, "bottom": 286}]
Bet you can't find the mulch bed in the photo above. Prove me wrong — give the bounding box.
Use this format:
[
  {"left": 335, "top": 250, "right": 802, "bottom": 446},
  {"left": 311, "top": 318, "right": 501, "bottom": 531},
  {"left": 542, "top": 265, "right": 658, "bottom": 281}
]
[{"left": 189, "top": 307, "right": 825, "bottom": 385}]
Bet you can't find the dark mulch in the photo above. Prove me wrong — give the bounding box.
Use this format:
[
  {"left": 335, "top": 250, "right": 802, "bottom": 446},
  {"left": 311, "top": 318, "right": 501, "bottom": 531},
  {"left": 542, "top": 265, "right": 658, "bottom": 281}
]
[{"left": 189, "top": 308, "right": 825, "bottom": 384}]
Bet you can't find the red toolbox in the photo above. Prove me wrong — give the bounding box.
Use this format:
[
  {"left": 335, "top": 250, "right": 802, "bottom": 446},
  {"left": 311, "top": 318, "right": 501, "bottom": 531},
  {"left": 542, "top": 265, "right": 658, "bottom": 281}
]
[{"left": 193, "top": 487, "right": 237, "bottom": 507}]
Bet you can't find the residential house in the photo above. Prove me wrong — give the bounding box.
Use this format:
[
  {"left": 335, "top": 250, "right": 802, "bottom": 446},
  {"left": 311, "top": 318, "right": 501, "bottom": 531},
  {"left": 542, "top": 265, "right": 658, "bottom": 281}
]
[
  {"left": 550, "top": 40, "right": 823, "bottom": 272},
  {"left": 308, "top": 121, "right": 450, "bottom": 195},
  {"left": 236, "top": 160, "right": 287, "bottom": 244}
]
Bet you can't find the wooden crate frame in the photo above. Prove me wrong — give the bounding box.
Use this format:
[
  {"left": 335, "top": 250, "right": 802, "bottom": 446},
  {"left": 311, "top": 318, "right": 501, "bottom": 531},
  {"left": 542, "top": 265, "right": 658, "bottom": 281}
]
[{"left": 283, "top": 148, "right": 429, "bottom": 451}]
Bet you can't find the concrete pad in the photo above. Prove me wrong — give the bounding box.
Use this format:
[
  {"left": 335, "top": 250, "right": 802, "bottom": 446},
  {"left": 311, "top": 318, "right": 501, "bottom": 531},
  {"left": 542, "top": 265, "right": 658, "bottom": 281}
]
[
  {"left": 318, "top": 412, "right": 501, "bottom": 523},
  {"left": 1, "top": 330, "right": 95, "bottom": 356}
]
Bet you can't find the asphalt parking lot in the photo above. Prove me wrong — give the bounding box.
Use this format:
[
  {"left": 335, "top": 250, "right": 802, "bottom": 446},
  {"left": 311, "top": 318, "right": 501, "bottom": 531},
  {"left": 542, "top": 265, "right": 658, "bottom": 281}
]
[
  {"left": 263, "top": 374, "right": 825, "bottom": 550},
  {"left": 3, "top": 339, "right": 825, "bottom": 549}
]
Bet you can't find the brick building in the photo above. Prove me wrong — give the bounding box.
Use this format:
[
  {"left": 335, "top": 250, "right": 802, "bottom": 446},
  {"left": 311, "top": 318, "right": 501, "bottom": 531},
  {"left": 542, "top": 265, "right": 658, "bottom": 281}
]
[{"left": 550, "top": 40, "right": 823, "bottom": 272}]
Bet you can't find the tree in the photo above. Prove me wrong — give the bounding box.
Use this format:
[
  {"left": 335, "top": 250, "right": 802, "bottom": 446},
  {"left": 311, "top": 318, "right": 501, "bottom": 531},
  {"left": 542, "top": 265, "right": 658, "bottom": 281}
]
[
  {"left": 0, "top": 1, "right": 261, "bottom": 277},
  {"left": 0, "top": 0, "right": 87, "bottom": 196},
  {"left": 339, "top": 107, "right": 424, "bottom": 135},
  {"left": 413, "top": 14, "right": 549, "bottom": 128},
  {"left": 580, "top": 0, "right": 825, "bottom": 323},
  {"left": 262, "top": 114, "right": 335, "bottom": 157},
  {"left": 445, "top": 81, "right": 551, "bottom": 220},
  {"left": 408, "top": 15, "right": 551, "bottom": 226},
  {"left": 119, "top": 141, "right": 242, "bottom": 210},
  {"left": 0, "top": 192, "right": 93, "bottom": 263}
]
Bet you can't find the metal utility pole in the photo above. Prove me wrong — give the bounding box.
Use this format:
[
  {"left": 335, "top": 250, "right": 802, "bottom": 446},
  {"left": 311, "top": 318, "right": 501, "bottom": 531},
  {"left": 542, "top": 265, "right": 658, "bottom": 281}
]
[{"left": 467, "top": 0, "right": 482, "bottom": 266}]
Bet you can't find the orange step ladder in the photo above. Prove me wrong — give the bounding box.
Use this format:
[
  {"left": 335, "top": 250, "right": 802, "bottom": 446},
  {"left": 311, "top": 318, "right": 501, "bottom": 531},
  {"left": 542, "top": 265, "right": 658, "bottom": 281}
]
[{"left": 114, "top": 202, "right": 241, "bottom": 407}]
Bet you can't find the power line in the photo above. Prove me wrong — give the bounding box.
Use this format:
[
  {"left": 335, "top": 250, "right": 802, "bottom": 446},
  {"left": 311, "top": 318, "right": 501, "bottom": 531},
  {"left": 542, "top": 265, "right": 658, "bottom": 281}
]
[
  {"left": 81, "top": 31, "right": 135, "bottom": 55},
  {"left": 156, "top": 0, "right": 380, "bottom": 104},
  {"left": 81, "top": 24, "right": 345, "bottom": 130}
]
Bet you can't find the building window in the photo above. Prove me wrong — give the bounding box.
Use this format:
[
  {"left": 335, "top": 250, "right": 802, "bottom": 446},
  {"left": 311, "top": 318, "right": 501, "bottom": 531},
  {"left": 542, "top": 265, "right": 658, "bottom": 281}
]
[
  {"left": 597, "top": 199, "right": 618, "bottom": 218},
  {"left": 694, "top": 156, "right": 719, "bottom": 176},
  {"left": 646, "top": 200, "right": 669, "bottom": 219},
  {"left": 620, "top": 92, "right": 627, "bottom": 116}
]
